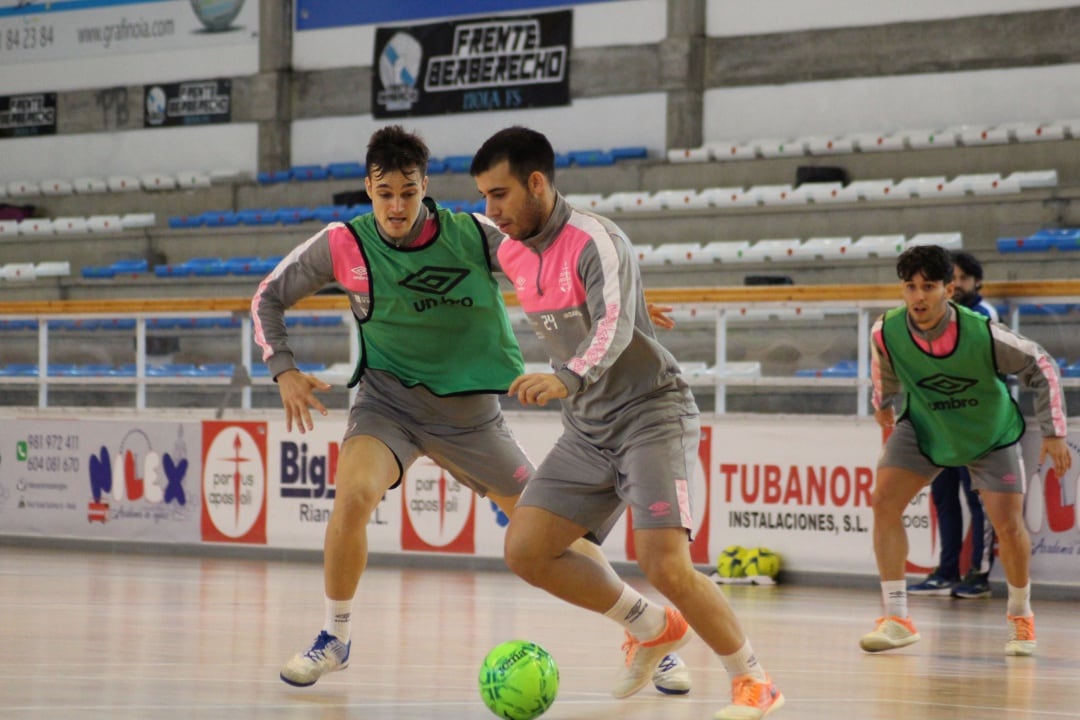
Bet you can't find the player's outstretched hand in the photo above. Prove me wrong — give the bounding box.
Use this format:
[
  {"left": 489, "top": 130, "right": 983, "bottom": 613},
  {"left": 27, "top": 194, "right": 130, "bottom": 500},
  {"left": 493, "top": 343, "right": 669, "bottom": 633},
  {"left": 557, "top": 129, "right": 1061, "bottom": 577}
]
[
  {"left": 647, "top": 303, "right": 675, "bottom": 330},
  {"left": 277, "top": 368, "right": 330, "bottom": 433},
  {"left": 1040, "top": 436, "right": 1073, "bottom": 477},
  {"left": 508, "top": 373, "right": 568, "bottom": 407}
]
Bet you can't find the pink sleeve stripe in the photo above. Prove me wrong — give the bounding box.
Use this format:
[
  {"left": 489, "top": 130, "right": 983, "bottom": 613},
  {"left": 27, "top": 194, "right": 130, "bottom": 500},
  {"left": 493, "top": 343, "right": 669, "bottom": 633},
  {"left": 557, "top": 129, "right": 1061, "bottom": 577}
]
[{"left": 1037, "top": 355, "right": 1068, "bottom": 436}]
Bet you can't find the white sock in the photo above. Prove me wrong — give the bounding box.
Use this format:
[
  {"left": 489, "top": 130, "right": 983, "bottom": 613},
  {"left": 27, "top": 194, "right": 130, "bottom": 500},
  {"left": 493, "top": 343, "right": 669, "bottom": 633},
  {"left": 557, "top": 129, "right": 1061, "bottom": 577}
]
[
  {"left": 324, "top": 597, "right": 353, "bottom": 642},
  {"left": 720, "top": 640, "right": 767, "bottom": 682},
  {"left": 1006, "top": 581, "right": 1032, "bottom": 617},
  {"left": 603, "top": 584, "right": 667, "bottom": 641},
  {"left": 882, "top": 580, "right": 908, "bottom": 619}
]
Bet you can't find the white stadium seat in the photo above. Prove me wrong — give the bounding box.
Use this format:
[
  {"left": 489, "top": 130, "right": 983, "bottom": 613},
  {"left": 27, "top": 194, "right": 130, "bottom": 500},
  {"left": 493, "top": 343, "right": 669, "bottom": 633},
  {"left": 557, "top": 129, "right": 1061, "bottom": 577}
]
[
  {"left": 801, "top": 182, "right": 847, "bottom": 203},
  {"left": 904, "top": 128, "right": 958, "bottom": 150},
  {"left": 7, "top": 180, "right": 40, "bottom": 197},
  {"left": 17, "top": 218, "right": 55, "bottom": 236},
  {"left": 72, "top": 177, "right": 109, "bottom": 194},
  {"left": 708, "top": 141, "right": 756, "bottom": 161},
  {"left": 666, "top": 146, "right": 711, "bottom": 163},
  {"left": 794, "top": 236, "right": 853, "bottom": 260},
  {"left": 1, "top": 263, "right": 37, "bottom": 281},
  {"left": 936, "top": 173, "right": 1007, "bottom": 197},
  {"left": 52, "top": 217, "right": 90, "bottom": 234},
  {"left": 958, "top": 125, "right": 1011, "bottom": 146},
  {"left": 648, "top": 189, "right": 706, "bottom": 211},
  {"left": 86, "top": 215, "right": 124, "bottom": 233},
  {"left": 804, "top": 136, "right": 855, "bottom": 155},
  {"left": 889, "top": 176, "right": 948, "bottom": 199},
  {"left": 34, "top": 261, "right": 71, "bottom": 278},
  {"left": 634, "top": 244, "right": 658, "bottom": 266},
  {"left": 834, "top": 179, "right": 896, "bottom": 202},
  {"left": 850, "top": 132, "right": 905, "bottom": 152},
  {"left": 176, "top": 171, "right": 213, "bottom": 189},
  {"left": 106, "top": 175, "right": 141, "bottom": 193},
  {"left": 754, "top": 137, "right": 806, "bottom": 158},
  {"left": 716, "top": 187, "right": 760, "bottom": 208},
  {"left": 1008, "top": 121, "right": 1067, "bottom": 143},
  {"left": 40, "top": 178, "right": 74, "bottom": 196},
  {"left": 847, "top": 235, "right": 906, "bottom": 259},
  {"left": 739, "top": 238, "right": 802, "bottom": 262},
  {"left": 0, "top": 220, "right": 18, "bottom": 239},
  {"left": 699, "top": 240, "right": 751, "bottom": 263},
  {"left": 140, "top": 173, "right": 178, "bottom": 191},
  {"left": 121, "top": 213, "right": 157, "bottom": 229},
  {"left": 907, "top": 232, "right": 962, "bottom": 250},
  {"left": 564, "top": 193, "right": 604, "bottom": 212},
  {"left": 1006, "top": 169, "right": 1058, "bottom": 189},
  {"left": 755, "top": 184, "right": 803, "bottom": 205},
  {"left": 650, "top": 242, "right": 707, "bottom": 266}
]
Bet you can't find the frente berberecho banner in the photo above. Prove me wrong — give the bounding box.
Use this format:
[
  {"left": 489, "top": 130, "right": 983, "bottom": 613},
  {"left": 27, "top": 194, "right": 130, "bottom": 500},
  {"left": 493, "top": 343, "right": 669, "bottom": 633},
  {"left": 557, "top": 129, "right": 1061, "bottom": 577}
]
[{"left": 372, "top": 9, "right": 571, "bottom": 119}]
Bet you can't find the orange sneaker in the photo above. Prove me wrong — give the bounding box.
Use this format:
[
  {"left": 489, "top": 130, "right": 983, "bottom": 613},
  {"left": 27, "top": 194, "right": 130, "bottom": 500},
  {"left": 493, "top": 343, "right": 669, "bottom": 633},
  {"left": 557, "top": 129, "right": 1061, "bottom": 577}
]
[
  {"left": 1005, "top": 614, "right": 1036, "bottom": 656},
  {"left": 859, "top": 616, "right": 921, "bottom": 653},
  {"left": 715, "top": 674, "right": 785, "bottom": 720},
  {"left": 612, "top": 607, "right": 691, "bottom": 698}
]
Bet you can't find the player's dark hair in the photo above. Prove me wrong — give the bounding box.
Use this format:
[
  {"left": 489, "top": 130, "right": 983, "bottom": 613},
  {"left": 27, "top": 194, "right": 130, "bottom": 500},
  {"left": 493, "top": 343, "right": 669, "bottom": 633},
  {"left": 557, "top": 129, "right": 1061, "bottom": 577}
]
[
  {"left": 366, "top": 125, "right": 428, "bottom": 180},
  {"left": 896, "top": 244, "right": 953, "bottom": 283},
  {"left": 470, "top": 126, "right": 555, "bottom": 187},
  {"left": 951, "top": 251, "right": 984, "bottom": 282}
]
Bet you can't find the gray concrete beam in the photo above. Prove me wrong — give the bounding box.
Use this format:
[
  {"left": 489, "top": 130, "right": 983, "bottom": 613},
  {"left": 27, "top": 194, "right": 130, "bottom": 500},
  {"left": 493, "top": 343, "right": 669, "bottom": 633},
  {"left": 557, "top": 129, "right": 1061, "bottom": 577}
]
[{"left": 707, "top": 7, "right": 1080, "bottom": 87}]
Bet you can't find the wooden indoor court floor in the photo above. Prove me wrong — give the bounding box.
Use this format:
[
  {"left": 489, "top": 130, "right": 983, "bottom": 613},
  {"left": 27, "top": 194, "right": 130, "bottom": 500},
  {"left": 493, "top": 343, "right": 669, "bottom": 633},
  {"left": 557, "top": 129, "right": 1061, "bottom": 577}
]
[{"left": 1, "top": 545, "right": 1078, "bottom": 720}]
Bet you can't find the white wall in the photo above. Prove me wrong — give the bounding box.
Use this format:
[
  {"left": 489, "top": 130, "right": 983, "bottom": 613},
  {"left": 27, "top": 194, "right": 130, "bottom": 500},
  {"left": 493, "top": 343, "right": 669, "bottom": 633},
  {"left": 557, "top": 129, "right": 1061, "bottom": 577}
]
[
  {"left": 707, "top": 0, "right": 1080, "bottom": 37},
  {"left": 703, "top": 63, "right": 1080, "bottom": 142},
  {"left": 1, "top": 124, "right": 258, "bottom": 182},
  {"left": 291, "top": 93, "right": 667, "bottom": 164},
  {"left": 292, "top": 0, "right": 666, "bottom": 70}
]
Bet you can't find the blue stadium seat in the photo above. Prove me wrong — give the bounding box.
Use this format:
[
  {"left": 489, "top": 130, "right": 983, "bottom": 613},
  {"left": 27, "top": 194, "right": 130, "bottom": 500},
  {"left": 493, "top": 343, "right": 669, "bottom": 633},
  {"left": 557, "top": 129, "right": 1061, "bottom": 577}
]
[
  {"left": 290, "top": 165, "right": 330, "bottom": 182},
  {"left": 184, "top": 258, "right": 228, "bottom": 276},
  {"left": 250, "top": 364, "right": 270, "bottom": 377},
  {"left": 568, "top": 149, "right": 615, "bottom": 167},
  {"left": 153, "top": 264, "right": 192, "bottom": 278},
  {"left": 1030, "top": 228, "right": 1080, "bottom": 251},
  {"left": 0, "top": 363, "right": 38, "bottom": 376},
  {"left": 996, "top": 236, "right": 1052, "bottom": 253},
  {"left": 822, "top": 360, "right": 858, "bottom": 378},
  {"left": 1063, "top": 361, "right": 1080, "bottom": 378},
  {"left": 327, "top": 162, "right": 365, "bottom": 179},
  {"left": 1018, "top": 303, "right": 1071, "bottom": 316},
  {"left": 312, "top": 205, "right": 352, "bottom": 223},
  {"left": 82, "top": 266, "right": 117, "bottom": 279},
  {"left": 199, "top": 363, "right": 236, "bottom": 376},
  {"left": 427, "top": 158, "right": 448, "bottom": 174},
  {"left": 275, "top": 206, "right": 315, "bottom": 225},
  {"left": 223, "top": 257, "right": 263, "bottom": 275},
  {"left": 554, "top": 153, "right": 572, "bottom": 168},
  {"left": 202, "top": 210, "right": 240, "bottom": 227},
  {"left": 168, "top": 214, "right": 205, "bottom": 229},
  {"left": 348, "top": 203, "right": 373, "bottom": 216},
  {"left": 110, "top": 259, "right": 149, "bottom": 274},
  {"left": 256, "top": 170, "right": 291, "bottom": 184},
  {"left": 444, "top": 155, "right": 473, "bottom": 173},
  {"left": 0, "top": 319, "right": 38, "bottom": 331},
  {"left": 610, "top": 146, "right": 648, "bottom": 161},
  {"left": 237, "top": 208, "right": 278, "bottom": 225}
]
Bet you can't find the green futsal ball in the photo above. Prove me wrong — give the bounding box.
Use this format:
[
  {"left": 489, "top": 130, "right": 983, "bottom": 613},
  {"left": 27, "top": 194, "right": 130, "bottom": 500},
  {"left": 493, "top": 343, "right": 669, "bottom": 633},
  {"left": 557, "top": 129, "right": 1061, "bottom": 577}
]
[
  {"left": 716, "top": 545, "right": 748, "bottom": 578},
  {"left": 479, "top": 640, "right": 559, "bottom": 720},
  {"left": 743, "top": 547, "right": 781, "bottom": 578}
]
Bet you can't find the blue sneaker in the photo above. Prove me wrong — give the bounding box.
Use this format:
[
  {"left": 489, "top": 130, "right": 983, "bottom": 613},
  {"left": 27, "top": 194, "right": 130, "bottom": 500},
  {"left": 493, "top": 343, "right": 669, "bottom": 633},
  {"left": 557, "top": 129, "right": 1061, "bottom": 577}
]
[
  {"left": 952, "top": 571, "right": 991, "bottom": 599},
  {"left": 907, "top": 572, "right": 958, "bottom": 596},
  {"left": 280, "top": 631, "right": 351, "bottom": 687}
]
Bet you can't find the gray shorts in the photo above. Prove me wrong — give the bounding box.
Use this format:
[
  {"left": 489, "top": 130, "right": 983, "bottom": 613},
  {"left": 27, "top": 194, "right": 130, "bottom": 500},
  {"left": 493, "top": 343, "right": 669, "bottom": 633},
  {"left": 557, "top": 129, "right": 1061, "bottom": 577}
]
[
  {"left": 879, "top": 419, "right": 1026, "bottom": 494},
  {"left": 517, "top": 413, "right": 701, "bottom": 544},
  {"left": 344, "top": 401, "right": 532, "bottom": 498}
]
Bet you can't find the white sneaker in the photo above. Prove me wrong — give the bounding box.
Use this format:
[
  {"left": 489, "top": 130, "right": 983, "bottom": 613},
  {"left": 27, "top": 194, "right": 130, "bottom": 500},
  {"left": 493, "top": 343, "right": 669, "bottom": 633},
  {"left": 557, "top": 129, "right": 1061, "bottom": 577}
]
[
  {"left": 859, "top": 616, "right": 921, "bottom": 653},
  {"left": 613, "top": 607, "right": 692, "bottom": 698},
  {"left": 1005, "top": 615, "right": 1036, "bottom": 656},
  {"left": 653, "top": 653, "right": 691, "bottom": 695},
  {"left": 280, "top": 631, "right": 351, "bottom": 687}
]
